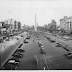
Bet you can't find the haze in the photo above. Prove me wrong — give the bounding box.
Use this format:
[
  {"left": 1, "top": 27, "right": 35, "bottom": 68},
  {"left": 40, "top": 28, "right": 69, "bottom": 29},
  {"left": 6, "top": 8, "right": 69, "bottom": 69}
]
[{"left": 0, "top": 0, "right": 72, "bottom": 26}]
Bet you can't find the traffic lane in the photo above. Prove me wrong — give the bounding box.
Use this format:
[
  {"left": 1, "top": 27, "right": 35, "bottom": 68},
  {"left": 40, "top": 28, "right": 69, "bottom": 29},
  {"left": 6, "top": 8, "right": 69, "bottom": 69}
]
[
  {"left": 39, "top": 34, "right": 72, "bottom": 69},
  {"left": 39, "top": 34, "right": 67, "bottom": 56},
  {"left": 18, "top": 35, "right": 41, "bottom": 70},
  {"left": 18, "top": 34, "right": 48, "bottom": 70},
  {"left": 46, "top": 55, "right": 72, "bottom": 69}
]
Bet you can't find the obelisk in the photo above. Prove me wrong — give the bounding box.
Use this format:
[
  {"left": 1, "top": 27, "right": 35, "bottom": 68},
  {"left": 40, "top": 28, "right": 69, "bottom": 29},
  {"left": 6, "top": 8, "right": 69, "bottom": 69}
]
[{"left": 35, "top": 13, "right": 37, "bottom": 31}]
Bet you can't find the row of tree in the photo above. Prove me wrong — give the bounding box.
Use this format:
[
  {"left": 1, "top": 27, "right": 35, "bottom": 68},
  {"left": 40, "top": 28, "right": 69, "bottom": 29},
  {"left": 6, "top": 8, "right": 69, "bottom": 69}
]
[{"left": 44, "top": 19, "right": 57, "bottom": 33}]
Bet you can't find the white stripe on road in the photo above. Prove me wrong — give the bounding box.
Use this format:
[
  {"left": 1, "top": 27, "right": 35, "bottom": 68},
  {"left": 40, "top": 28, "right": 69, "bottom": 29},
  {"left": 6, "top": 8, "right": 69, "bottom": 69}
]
[
  {"left": 43, "top": 55, "right": 49, "bottom": 70},
  {"left": 34, "top": 55, "right": 38, "bottom": 64}
]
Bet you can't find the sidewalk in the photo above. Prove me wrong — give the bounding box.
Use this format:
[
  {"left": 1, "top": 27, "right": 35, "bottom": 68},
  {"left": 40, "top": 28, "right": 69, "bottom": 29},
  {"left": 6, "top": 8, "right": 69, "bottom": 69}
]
[{"left": 0, "top": 35, "right": 22, "bottom": 53}]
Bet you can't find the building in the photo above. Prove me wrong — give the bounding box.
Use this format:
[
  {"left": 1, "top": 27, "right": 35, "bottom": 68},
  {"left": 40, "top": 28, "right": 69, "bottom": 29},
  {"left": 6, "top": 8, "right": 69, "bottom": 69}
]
[
  {"left": 60, "top": 16, "right": 72, "bottom": 33},
  {"left": 14, "top": 20, "right": 22, "bottom": 30},
  {"left": 0, "top": 19, "right": 22, "bottom": 34},
  {"left": 14, "top": 20, "right": 18, "bottom": 30},
  {"left": 18, "top": 21, "right": 21, "bottom": 30}
]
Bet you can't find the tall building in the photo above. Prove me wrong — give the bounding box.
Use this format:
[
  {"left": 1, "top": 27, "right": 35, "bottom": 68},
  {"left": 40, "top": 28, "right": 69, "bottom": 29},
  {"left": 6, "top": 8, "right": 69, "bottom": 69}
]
[
  {"left": 14, "top": 20, "right": 21, "bottom": 30},
  {"left": 18, "top": 21, "right": 21, "bottom": 30},
  {"left": 60, "top": 16, "right": 72, "bottom": 32},
  {"left": 14, "top": 20, "right": 18, "bottom": 30}
]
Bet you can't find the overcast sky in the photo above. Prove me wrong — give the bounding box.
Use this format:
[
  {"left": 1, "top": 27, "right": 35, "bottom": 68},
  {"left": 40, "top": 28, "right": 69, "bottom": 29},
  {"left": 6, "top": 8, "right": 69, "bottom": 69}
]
[{"left": 0, "top": 0, "right": 72, "bottom": 26}]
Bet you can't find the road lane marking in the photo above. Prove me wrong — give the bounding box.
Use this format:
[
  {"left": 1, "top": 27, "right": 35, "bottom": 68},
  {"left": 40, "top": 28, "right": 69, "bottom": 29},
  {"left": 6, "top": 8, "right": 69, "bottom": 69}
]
[
  {"left": 43, "top": 55, "right": 49, "bottom": 70},
  {"left": 34, "top": 55, "right": 38, "bottom": 65}
]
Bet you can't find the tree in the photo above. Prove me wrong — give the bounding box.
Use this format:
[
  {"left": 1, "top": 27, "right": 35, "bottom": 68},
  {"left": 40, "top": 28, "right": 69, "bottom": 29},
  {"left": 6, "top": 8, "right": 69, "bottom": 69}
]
[{"left": 48, "top": 19, "right": 57, "bottom": 32}]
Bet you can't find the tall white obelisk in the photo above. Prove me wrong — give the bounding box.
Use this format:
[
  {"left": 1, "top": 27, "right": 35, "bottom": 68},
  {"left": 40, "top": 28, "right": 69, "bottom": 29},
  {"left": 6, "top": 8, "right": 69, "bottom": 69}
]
[{"left": 35, "top": 13, "right": 37, "bottom": 31}]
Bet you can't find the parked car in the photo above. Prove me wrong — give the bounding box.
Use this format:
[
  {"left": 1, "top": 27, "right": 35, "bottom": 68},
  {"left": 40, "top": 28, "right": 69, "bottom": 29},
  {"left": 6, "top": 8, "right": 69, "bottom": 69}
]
[
  {"left": 50, "top": 39, "right": 55, "bottom": 42},
  {"left": 26, "top": 36, "right": 30, "bottom": 39},
  {"left": 55, "top": 43, "right": 62, "bottom": 47},
  {"left": 64, "top": 52, "right": 72, "bottom": 59},
  {"left": 12, "top": 54, "right": 23, "bottom": 58},
  {"left": 64, "top": 52, "right": 72, "bottom": 56},
  {"left": 2, "top": 63, "right": 18, "bottom": 70},
  {"left": 16, "top": 49, "right": 25, "bottom": 52},
  {"left": 13, "top": 51, "right": 23, "bottom": 55},
  {"left": 23, "top": 40, "right": 28, "bottom": 43},
  {"left": 12, "top": 53, "right": 23, "bottom": 57},
  {"left": 10, "top": 57, "right": 20, "bottom": 62},
  {"left": 3, "top": 59, "right": 19, "bottom": 70},
  {"left": 40, "top": 48, "right": 46, "bottom": 54},
  {"left": 38, "top": 43, "right": 42, "bottom": 47},
  {"left": 40, "top": 45, "right": 44, "bottom": 48},
  {"left": 8, "top": 58, "right": 20, "bottom": 63}
]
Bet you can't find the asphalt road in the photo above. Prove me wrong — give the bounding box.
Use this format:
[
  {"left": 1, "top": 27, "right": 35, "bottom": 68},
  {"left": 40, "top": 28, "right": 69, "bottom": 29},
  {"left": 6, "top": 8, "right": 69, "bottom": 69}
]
[
  {"left": 1, "top": 31, "right": 72, "bottom": 70},
  {"left": 17, "top": 32, "right": 72, "bottom": 70}
]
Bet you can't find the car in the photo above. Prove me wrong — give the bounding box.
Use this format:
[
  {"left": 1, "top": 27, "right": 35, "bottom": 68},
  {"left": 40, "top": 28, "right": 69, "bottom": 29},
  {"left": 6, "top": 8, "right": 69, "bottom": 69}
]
[
  {"left": 3, "top": 59, "right": 19, "bottom": 70},
  {"left": 23, "top": 40, "right": 28, "bottom": 43},
  {"left": 12, "top": 52, "right": 23, "bottom": 57},
  {"left": 50, "top": 39, "right": 55, "bottom": 42},
  {"left": 2, "top": 63, "right": 18, "bottom": 70},
  {"left": 55, "top": 43, "right": 62, "bottom": 47},
  {"left": 12, "top": 54, "right": 23, "bottom": 58},
  {"left": 64, "top": 52, "right": 72, "bottom": 56},
  {"left": 14, "top": 51, "right": 23, "bottom": 55},
  {"left": 40, "top": 45, "right": 44, "bottom": 48},
  {"left": 16, "top": 49, "right": 25, "bottom": 52},
  {"left": 8, "top": 58, "right": 20, "bottom": 63},
  {"left": 9, "top": 57, "right": 20, "bottom": 62},
  {"left": 40, "top": 47, "right": 45, "bottom": 51},
  {"left": 13, "top": 53, "right": 23, "bottom": 57},
  {"left": 64, "top": 53, "right": 72, "bottom": 59},
  {"left": 40, "top": 48, "right": 46, "bottom": 54},
  {"left": 26, "top": 36, "right": 30, "bottom": 39},
  {"left": 38, "top": 43, "right": 42, "bottom": 47}
]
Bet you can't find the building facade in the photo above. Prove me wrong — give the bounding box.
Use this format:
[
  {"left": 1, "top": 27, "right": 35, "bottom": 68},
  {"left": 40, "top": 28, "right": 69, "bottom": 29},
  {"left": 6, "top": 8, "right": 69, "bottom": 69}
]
[
  {"left": 0, "top": 19, "right": 22, "bottom": 34},
  {"left": 60, "top": 16, "right": 72, "bottom": 32}
]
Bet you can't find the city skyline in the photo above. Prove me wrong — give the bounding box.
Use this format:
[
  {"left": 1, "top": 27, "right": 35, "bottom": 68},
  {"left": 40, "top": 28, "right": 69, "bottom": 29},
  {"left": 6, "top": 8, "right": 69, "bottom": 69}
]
[{"left": 0, "top": 0, "right": 72, "bottom": 26}]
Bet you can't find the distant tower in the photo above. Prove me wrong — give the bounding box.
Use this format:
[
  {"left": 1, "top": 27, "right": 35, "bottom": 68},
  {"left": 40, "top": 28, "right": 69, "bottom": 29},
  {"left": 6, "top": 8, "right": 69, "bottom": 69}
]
[{"left": 35, "top": 13, "right": 37, "bottom": 31}]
